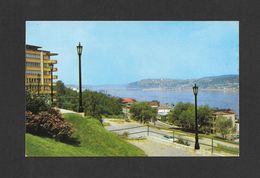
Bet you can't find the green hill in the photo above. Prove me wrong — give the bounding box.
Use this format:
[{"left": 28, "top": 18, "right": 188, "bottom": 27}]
[
  {"left": 128, "top": 74, "right": 239, "bottom": 90},
  {"left": 26, "top": 113, "right": 146, "bottom": 156}
]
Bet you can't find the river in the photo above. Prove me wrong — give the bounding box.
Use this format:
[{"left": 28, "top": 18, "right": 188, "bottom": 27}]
[{"left": 90, "top": 87, "right": 239, "bottom": 116}]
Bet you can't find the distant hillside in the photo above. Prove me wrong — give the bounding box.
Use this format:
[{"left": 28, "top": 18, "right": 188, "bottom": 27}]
[{"left": 127, "top": 75, "right": 239, "bottom": 90}]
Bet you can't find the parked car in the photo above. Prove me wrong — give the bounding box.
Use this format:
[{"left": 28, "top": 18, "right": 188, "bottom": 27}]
[{"left": 163, "top": 135, "right": 173, "bottom": 139}]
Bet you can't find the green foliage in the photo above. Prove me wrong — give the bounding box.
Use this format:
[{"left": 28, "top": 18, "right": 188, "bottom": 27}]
[
  {"left": 54, "top": 80, "right": 123, "bottom": 118},
  {"left": 83, "top": 90, "right": 123, "bottom": 119},
  {"left": 215, "top": 116, "right": 233, "bottom": 139},
  {"left": 129, "top": 102, "right": 157, "bottom": 123},
  {"left": 55, "top": 80, "right": 78, "bottom": 111},
  {"left": 121, "top": 131, "right": 129, "bottom": 138},
  {"left": 26, "top": 113, "right": 146, "bottom": 156},
  {"left": 176, "top": 138, "right": 190, "bottom": 146},
  {"left": 26, "top": 90, "right": 51, "bottom": 114},
  {"left": 198, "top": 105, "right": 213, "bottom": 134},
  {"left": 25, "top": 109, "right": 74, "bottom": 141},
  {"left": 160, "top": 115, "right": 168, "bottom": 122},
  {"left": 168, "top": 102, "right": 195, "bottom": 129},
  {"left": 215, "top": 143, "right": 239, "bottom": 155},
  {"left": 55, "top": 80, "right": 66, "bottom": 95},
  {"left": 167, "top": 102, "right": 213, "bottom": 133}
]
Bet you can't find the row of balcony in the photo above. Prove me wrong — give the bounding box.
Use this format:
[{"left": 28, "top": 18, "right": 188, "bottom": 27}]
[
  {"left": 26, "top": 66, "right": 58, "bottom": 72},
  {"left": 25, "top": 74, "right": 58, "bottom": 79},
  {"left": 26, "top": 58, "right": 57, "bottom": 64},
  {"left": 25, "top": 83, "right": 57, "bottom": 86},
  {"left": 25, "top": 86, "right": 57, "bottom": 94}
]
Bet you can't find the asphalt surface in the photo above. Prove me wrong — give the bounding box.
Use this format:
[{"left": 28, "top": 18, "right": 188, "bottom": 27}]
[{"left": 103, "top": 119, "right": 238, "bottom": 156}]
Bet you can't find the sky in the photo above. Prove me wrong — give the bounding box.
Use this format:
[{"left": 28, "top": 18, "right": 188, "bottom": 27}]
[{"left": 26, "top": 21, "right": 239, "bottom": 85}]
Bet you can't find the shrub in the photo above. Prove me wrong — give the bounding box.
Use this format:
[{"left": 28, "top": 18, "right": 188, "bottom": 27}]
[
  {"left": 26, "top": 91, "right": 51, "bottom": 114},
  {"left": 25, "top": 109, "right": 74, "bottom": 141},
  {"left": 122, "top": 131, "right": 129, "bottom": 137},
  {"left": 176, "top": 138, "right": 190, "bottom": 146}
]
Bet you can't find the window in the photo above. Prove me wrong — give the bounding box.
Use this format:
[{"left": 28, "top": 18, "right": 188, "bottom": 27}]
[
  {"left": 25, "top": 70, "right": 41, "bottom": 76},
  {"left": 26, "top": 62, "right": 41, "bottom": 68},
  {"left": 26, "top": 53, "right": 41, "bottom": 59}
]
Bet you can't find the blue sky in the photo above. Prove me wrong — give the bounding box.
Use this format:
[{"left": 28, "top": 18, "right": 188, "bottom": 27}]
[{"left": 26, "top": 21, "right": 239, "bottom": 85}]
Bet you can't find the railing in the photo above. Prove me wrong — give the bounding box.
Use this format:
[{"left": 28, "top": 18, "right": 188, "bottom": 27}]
[
  {"left": 108, "top": 125, "right": 147, "bottom": 136},
  {"left": 107, "top": 125, "right": 239, "bottom": 155}
]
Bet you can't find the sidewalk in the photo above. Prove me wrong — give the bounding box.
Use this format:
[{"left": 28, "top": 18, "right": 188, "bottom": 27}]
[
  {"left": 128, "top": 136, "right": 219, "bottom": 157},
  {"left": 55, "top": 108, "right": 77, "bottom": 114}
]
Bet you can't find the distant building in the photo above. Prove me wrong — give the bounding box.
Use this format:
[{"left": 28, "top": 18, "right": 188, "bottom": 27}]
[
  {"left": 122, "top": 98, "right": 136, "bottom": 104},
  {"left": 213, "top": 109, "right": 236, "bottom": 126},
  {"left": 25, "top": 44, "right": 58, "bottom": 94},
  {"left": 212, "top": 109, "right": 237, "bottom": 134},
  {"left": 121, "top": 98, "right": 136, "bottom": 120},
  {"left": 72, "top": 88, "right": 79, "bottom": 92},
  {"left": 157, "top": 104, "right": 173, "bottom": 117},
  {"left": 148, "top": 101, "right": 160, "bottom": 108}
]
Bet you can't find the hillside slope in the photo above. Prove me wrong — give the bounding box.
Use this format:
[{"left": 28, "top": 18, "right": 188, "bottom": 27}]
[
  {"left": 128, "top": 74, "right": 239, "bottom": 90},
  {"left": 26, "top": 113, "right": 146, "bottom": 156}
]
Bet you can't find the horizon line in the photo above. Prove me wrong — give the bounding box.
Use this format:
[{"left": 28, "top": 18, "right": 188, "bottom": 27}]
[{"left": 62, "top": 73, "right": 239, "bottom": 86}]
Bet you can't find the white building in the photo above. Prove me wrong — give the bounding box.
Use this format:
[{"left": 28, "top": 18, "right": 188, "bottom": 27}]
[{"left": 157, "top": 104, "right": 173, "bottom": 117}]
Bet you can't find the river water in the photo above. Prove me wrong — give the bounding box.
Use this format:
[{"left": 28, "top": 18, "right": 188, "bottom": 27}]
[{"left": 91, "top": 87, "right": 239, "bottom": 116}]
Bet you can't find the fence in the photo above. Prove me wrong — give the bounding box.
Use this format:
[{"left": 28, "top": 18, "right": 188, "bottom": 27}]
[
  {"left": 108, "top": 125, "right": 148, "bottom": 136},
  {"left": 108, "top": 125, "right": 239, "bottom": 155}
]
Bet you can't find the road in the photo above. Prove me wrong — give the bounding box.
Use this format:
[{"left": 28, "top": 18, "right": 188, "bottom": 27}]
[{"left": 103, "top": 118, "right": 238, "bottom": 156}]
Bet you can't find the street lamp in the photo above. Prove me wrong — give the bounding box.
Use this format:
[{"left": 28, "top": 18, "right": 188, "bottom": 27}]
[
  {"left": 50, "top": 64, "right": 54, "bottom": 105},
  {"left": 77, "top": 42, "right": 84, "bottom": 112},
  {"left": 193, "top": 83, "right": 200, "bottom": 150},
  {"left": 37, "top": 74, "right": 41, "bottom": 95}
]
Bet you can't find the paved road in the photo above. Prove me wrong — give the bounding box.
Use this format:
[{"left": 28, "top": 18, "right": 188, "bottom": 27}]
[
  {"left": 128, "top": 136, "right": 215, "bottom": 157},
  {"left": 105, "top": 119, "right": 238, "bottom": 149},
  {"left": 103, "top": 119, "right": 235, "bottom": 156}
]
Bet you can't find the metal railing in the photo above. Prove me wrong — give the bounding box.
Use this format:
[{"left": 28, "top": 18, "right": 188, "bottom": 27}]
[
  {"left": 108, "top": 125, "right": 147, "bottom": 136},
  {"left": 107, "top": 125, "right": 239, "bottom": 155}
]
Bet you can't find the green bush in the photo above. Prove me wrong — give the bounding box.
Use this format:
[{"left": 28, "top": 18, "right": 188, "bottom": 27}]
[
  {"left": 25, "top": 109, "right": 74, "bottom": 141},
  {"left": 122, "top": 131, "right": 129, "bottom": 137},
  {"left": 26, "top": 90, "right": 51, "bottom": 114},
  {"left": 176, "top": 138, "right": 190, "bottom": 146}
]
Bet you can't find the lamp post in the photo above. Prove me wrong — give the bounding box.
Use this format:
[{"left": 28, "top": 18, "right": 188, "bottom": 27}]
[
  {"left": 50, "top": 64, "right": 54, "bottom": 105},
  {"left": 77, "top": 42, "right": 84, "bottom": 112},
  {"left": 37, "top": 74, "right": 41, "bottom": 95},
  {"left": 193, "top": 83, "right": 200, "bottom": 150}
]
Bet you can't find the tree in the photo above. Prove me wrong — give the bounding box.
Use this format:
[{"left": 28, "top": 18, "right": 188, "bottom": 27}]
[
  {"left": 83, "top": 90, "right": 122, "bottom": 118},
  {"left": 55, "top": 80, "right": 66, "bottom": 95},
  {"left": 55, "top": 80, "right": 78, "bottom": 110},
  {"left": 198, "top": 105, "right": 213, "bottom": 134},
  {"left": 129, "top": 102, "right": 157, "bottom": 124},
  {"left": 54, "top": 80, "right": 123, "bottom": 117},
  {"left": 167, "top": 102, "right": 213, "bottom": 133},
  {"left": 168, "top": 102, "right": 194, "bottom": 129},
  {"left": 215, "top": 116, "right": 233, "bottom": 139},
  {"left": 84, "top": 93, "right": 102, "bottom": 120}
]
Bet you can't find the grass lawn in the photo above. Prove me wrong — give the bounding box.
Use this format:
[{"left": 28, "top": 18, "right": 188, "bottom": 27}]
[
  {"left": 214, "top": 144, "right": 239, "bottom": 155},
  {"left": 26, "top": 113, "right": 146, "bottom": 157}
]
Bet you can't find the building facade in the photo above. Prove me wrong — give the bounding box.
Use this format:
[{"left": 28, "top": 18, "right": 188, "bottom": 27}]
[
  {"left": 25, "top": 45, "right": 58, "bottom": 94},
  {"left": 212, "top": 109, "right": 237, "bottom": 134}
]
